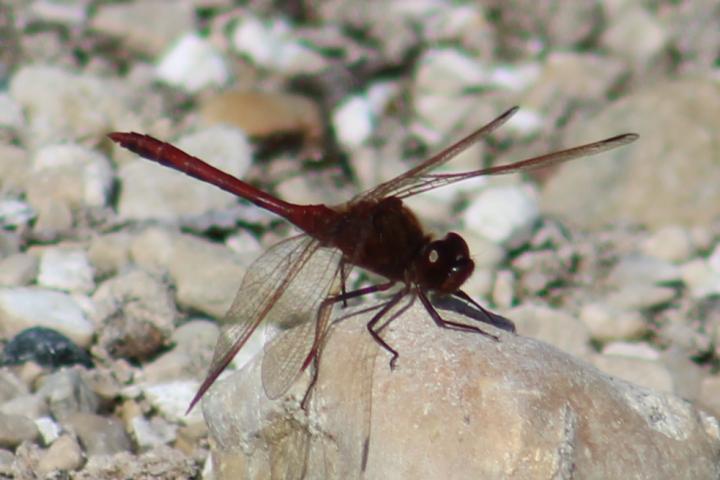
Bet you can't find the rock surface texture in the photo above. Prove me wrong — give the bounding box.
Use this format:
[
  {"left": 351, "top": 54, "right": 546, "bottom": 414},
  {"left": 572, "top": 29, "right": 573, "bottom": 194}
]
[{"left": 204, "top": 302, "right": 720, "bottom": 479}]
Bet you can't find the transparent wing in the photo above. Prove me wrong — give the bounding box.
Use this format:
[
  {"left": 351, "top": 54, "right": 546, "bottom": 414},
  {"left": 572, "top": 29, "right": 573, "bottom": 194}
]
[
  {"left": 189, "top": 235, "right": 341, "bottom": 410},
  {"left": 390, "top": 132, "right": 638, "bottom": 199},
  {"left": 260, "top": 244, "right": 343, "bottom": 399},
  {"left": 356, "top": 106, "right": 519, "bottom": 203}
]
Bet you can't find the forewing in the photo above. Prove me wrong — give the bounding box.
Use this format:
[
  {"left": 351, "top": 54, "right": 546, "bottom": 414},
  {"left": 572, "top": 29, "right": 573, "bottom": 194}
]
[
  {"left": 189, "top": 235, "right": 322, "bottom": 411},
  {"left": 261, "top": 244, "right": 343, "bottom": 399},
  {"left": 356, "top": 106, "right": 518, "bottom": 203},
  {"left": 392, "top": 132, "right": 639, "bottom": 199}
]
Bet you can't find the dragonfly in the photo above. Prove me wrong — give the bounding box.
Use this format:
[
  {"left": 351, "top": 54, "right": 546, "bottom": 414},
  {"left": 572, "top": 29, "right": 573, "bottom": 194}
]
[{"left": 108, "top": 106, "right": 638, "bottom": 417}]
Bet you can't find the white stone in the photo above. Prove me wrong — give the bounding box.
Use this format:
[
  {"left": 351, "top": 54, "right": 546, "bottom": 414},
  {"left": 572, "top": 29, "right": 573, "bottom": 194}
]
[
  {"left": 464, "top": 184, "right": 539, "bottom": 244},
  {"left": 142, "top": 380, "right": 202, "bottom": 426},
  {"left": 35, "top": 416, "right": 61, "bottom": 444},
  {"left": 602, "top": 341, "right": 661, "bottom": 360},
  {"left": 415, "top": 48, "right": 488, "bottom": 94},
  {"left": 640, "top": 225, "right": 693, "bottom": 262},
  {"left": 0, "top": 93, "right": 24, "bottom": 129},
  {"left": 156, "top": 33, "right": 229, "bottom": 92},
  {"left": 118, "top": 126, "right": 252, "bottom": 221},
  {"left": 332, "top": 95, "right": 375, "bottom": 149},
  {"left": 0, "top": 287, "right": 94, "bottom": 347},
  {"left": 37, "top": 248, "right": 95, "bottom": 293},
  {"left": 580, "top": 302, "right": 646, "bottom": 341},
  {"left": 681, "top": 258, "right": 720, "bottom": 298},
  {"left": 32, "top": 143, "right": 114, "bottom": 208},
  {"left": 232, "top": 15, "right": 325, "bottom": 74},
  {"left": 0, "top": 200, "right": 35, "bottom": 229}
]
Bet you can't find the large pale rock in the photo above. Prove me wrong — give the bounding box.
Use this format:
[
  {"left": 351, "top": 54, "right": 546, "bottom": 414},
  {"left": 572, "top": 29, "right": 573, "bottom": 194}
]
[
  {"left": 203, "top": 302, "right": 719, "bottom": 480},
  {"left": 541, "top": 77, "right": 720, "bottom": 229}
]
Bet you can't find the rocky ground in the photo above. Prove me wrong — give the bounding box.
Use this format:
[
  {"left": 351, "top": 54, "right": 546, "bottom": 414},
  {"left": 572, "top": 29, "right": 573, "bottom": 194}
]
[{"left": 0, "top": 0, "right": 719, "bottom": 479}]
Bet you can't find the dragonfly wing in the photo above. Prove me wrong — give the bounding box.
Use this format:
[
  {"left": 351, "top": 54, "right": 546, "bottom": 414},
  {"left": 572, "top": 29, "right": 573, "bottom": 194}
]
[
  {"left": 356, "top": 106, "right": 518, "bottom": 203},
  {"left": 391, "top": 132, "right": 639, "bottom": 200},
  {"left": 261, "top": 244, "right": 344, "bottom": 399},
  {"left": 189, "top": 235, "right": 322, "bottom": 410}
]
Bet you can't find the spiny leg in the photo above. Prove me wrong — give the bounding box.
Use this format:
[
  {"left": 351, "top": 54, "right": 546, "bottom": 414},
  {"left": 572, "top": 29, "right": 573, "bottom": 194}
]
[
  {"left": 418, "top": 289, "right": 499, "bottom": 341},
  {"left": 453, "top": 289, "right": 516, "bottom": 333},
  {"left": 298, "top": 281, "right": 396, "bottom": 410},
  {"left": 366, "top": 290, "right": 409, "bottom": 369}
]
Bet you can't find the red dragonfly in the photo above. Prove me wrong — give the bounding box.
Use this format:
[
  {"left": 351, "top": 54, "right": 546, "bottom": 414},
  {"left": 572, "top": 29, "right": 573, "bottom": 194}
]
[{"left": 109, "top": 106, "right": 637, "bottom": 413}]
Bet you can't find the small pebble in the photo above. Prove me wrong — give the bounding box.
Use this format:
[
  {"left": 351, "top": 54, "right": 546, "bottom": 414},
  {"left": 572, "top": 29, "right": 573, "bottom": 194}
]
[
  {"left": 156, "top": 33, "right": 229, "bottom": 92},
  {"left": 0, "top": 253, "right": 38, "bottom": 286},
  {"left": 1, "top": 326, "right": 93, "bottom": 368},
  {"left": 0, "top": 287, "right": 95, "bottom": 347},
  {"left": 36, "top": 369, "right": 99, "bottom": 421},
  {"left": 63, "top": 412, "right": 131, "bottom": 456},
  {"left": 35, "top": 416, "right": 61, "bottom": 445},
  {"left": 37, "top": 247, "right": 95, "bottom": 293},
  {"left": 0, "top": 413, "right": 39, "bottom": 448},
  {"left": 37, "top": 434, "right": 84, "bottom": 474},
  {"left": 640, "top": 225, "right": 693, "bottom": 263},
  {"left": 464, "top": 184, "right": 539, "bottom": 245}
]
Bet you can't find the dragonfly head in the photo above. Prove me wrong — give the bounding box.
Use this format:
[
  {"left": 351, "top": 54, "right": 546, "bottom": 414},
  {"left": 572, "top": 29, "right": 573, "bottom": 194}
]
[{"left": 414, "top": 232, "right": 474, "bottom": 294}]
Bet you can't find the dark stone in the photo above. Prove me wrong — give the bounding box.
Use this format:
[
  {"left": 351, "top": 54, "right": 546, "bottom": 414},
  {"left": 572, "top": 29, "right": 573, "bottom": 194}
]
[{"left": 2, "top": 327, "right": 93, "bottom": 368}]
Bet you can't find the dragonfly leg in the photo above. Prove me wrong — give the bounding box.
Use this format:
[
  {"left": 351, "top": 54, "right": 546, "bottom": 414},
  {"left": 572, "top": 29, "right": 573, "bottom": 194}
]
[
  {"left": 329, "top": 280, "right": 396, "bottom": 304},
  {"left": 418, "top": 289, "right": 499, "bottom": 341},
  {"left": 452, "top": 289, "right": 516, "bottom": 333},
  {"left": 366, "top": 290, "right": 408, "bottom": 370},
  {"left": 340, "top": 260, "right": 349, "bottom": 307}
]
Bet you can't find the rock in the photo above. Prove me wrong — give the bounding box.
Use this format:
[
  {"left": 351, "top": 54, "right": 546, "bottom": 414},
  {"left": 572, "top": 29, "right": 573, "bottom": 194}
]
[
  {"left": 92, "top": 268, "right": 176, "bottom": 360},
  {"left": 0, "top": 199, "right": 34, "bottom": 230},
  {"left": 231, "top": 15, "right": 326, "bottom": 74},
  {"left": 129, "top": 415, "right": 177, "bottom": 450},
  {"left": 0, "top": 448, "right": 13, "bottom": 469},
  {"left": 0, "top": 287, "right": 94, "bottom": 347},
  {"left": 602, "top": 6, "right": 668, "bottom": 66},
  {"left": 605, "top": 284, "right": 676, "bottom": 311},
  {"left": 0, "top": 371, "right": 26, "bottom": 404},
  {"left": 130, "top": 228, "right": 249, "bottom": 318},
  {"left": 0, "top": 144, "right": 29, "bottom": 193},
  {"left": 591, "top": 354, "right": 674, "bottom": 393},
  {"left": 29, "top": 0, "right": 87, "bottom": 26},
  {"left": 37, "top": 247, "right": 95, "bottom": 293},
  {"left": 0, "top": 413, "right": 39, "bottom": 448},
  {"left": 74, "top": 445, "right": 196, "bottom": 479},
  {"left": 504, "top": 303, "right": 591, "bottom": 358},
  {"left": 0, "top": 394, "right": 49, "bottom": 420},
  {"left": 37, "top": 434, "right": 83, "bottom": 474},
  {"left": 117, "top": 126, "right": 252, "bottom": 221},
  {"left": 1, "top": 326, "right": 93, "bottom": 368},
  {"left": 491, "top": 269, "right": 515, "bottom": 309},
  {"left": 606, "top": 253, "right": 682, "bottom": 286},
  {"left": 0, "top": 253, "right": 38, "bottom": 286},
  {"left": 640, "top": 225, "right": 694, "bottom": 263},
  {"left": 155, "top": 33, "right": 229, "bottom": 92},
  {"left": 90, "top": 0, "right": 195, "bottom": 56},
  {"left": 681, "top": 258, "right": 720, "bottom": 299},
  {"left": 332, "top": 82, "right": 398, "bottom": 149},
  {"left": 36, "top": 369, "right": 99, "bottom": 421},
  {"left": 63, "top": 412, "right": 131, "bottom": 456},
  {"left": 87, "top": 231, "right": 132, "bottom": 278},
  {"left": 141, "top": 380, "right": 202, "bottom": 427},
  {"left": 8, "top": 65, "right": 135, "bottom": 147},
  {"left": 541, "top": 77, "right": 720, "bottom": 229},
  {"left": 0, "top": 92, "right": 23, "bottom": 129},
  {"left": 464, "top": 184, "right": 539, "bottom": 245},
  {"left": 580, "top": 302, "right": 646, "bottom": 341},
  {"left": 34, "top": 416, "right": 61, "bottom": 445},
  {"left": 201, "top": 90, "right": 323, "bottom": 145},
  {"left": 204, "top": 302, "right": 720, "bottom": 479},
  {"left": 699, "top": 375, "right": 720, "bottom": 419}
]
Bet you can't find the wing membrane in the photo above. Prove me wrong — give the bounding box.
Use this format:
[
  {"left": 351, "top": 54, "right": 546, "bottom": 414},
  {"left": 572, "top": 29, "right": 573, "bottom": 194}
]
[
  {"left": 357, "top": 106, "right": 519, "bottom": 203},
  {"left": 392, "top": 133, "right": 639, "bottom": 199},
  {"left": 189, "top": 235, "right": 336, "bottom": 411}
]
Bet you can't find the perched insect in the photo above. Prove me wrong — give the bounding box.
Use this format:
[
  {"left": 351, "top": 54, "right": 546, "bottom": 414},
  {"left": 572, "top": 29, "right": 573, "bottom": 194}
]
[{"left": 109, "top": 106, "right": 638, "bottom": 414}]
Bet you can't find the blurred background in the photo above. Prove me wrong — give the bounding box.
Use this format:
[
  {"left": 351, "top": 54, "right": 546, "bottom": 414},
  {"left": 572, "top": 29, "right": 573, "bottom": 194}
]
[{"left": 0, "top": 0, "right": 718, "bottom": 477}]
